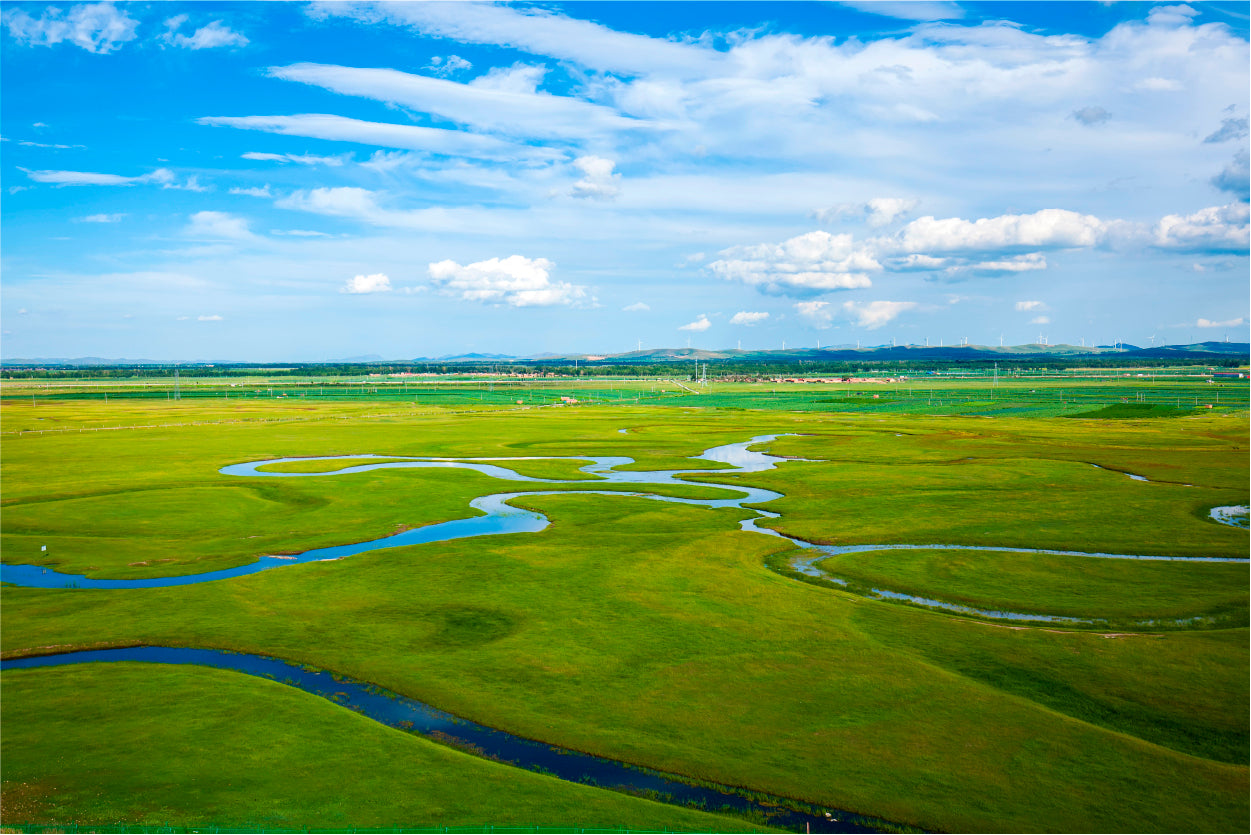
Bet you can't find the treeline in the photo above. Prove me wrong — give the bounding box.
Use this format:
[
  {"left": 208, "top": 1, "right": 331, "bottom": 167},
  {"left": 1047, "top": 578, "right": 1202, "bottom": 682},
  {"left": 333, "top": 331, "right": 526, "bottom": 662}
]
[{"left": 4, "top": 355, "right": 1245, "bottom": 381}]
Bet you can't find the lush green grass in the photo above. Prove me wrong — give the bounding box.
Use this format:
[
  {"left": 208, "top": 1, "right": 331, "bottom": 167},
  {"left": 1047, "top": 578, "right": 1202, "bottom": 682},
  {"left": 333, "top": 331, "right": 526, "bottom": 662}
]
[
  {"left": 806, "top": 547, "right": 1249, "bottom": 625},
  {"left": 1066, "top": 403, "right": 1189, "bottom": 419},
  {"left": 1, "top": 663, "right": 770, "bottom": 832},
  {"left": 2, "top": 398, "right": 1247, "bottom": 832}
]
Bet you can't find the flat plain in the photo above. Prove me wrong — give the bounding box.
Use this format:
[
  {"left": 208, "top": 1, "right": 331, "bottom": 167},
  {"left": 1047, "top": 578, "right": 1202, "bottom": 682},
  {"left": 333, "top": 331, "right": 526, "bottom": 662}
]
[{"left": 2, "top": 377, "right": 1247, "bottom": 832}]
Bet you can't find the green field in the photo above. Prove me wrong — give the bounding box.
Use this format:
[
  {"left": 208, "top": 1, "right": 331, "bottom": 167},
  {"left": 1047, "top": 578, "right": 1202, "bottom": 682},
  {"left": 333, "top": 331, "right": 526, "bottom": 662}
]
[{"left": 2, "top": 384, "right": 1247, "bottom": 832}]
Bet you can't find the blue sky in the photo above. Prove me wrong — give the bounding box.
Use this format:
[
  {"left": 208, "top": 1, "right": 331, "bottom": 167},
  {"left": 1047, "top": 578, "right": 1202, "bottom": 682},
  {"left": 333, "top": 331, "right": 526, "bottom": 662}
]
[{"left": 2, "top": 1, "right": 1248, "bottom": 361}]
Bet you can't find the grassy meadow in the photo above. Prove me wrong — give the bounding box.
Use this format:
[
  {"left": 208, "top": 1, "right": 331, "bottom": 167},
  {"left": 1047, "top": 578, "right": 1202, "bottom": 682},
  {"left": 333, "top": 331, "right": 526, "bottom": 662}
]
[{"left": 1, "top": 382, "right": 1247, "bottom": 832}]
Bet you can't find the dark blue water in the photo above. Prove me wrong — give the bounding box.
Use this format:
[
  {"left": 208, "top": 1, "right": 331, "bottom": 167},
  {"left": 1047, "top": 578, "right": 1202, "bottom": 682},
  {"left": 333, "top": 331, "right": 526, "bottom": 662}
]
[{"left": 1, "top": 647, "right": 890, "bottom": 834}]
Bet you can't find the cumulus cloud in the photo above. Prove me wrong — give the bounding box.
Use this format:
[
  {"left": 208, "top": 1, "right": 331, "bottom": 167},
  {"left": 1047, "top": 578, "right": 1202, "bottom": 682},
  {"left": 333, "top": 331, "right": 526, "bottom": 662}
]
[
  {"left": 843, "top": 300, "right": 916, "bottom": 329},
  {"left": 709, "top": 230, "right": 878, "bottom": 293},
  {"left": 185, "top": 211, "right": 255, "bottom": 240},
  {"left": 1030, "top": 315, "right": 1051, "bottom": 325},
  {"left": 1153, "top": 202, "right": 1249, "bottom": 252},
  {"left": 679, "top": 315, "right": 712, "bottom": 332},
  {"left": 623, "top": 302, "right": 649, "bottom": 312},
  {"left": 21, "top": 167, "right": 175, "bottom": 187},
  {"left": 889, "top": 209, "right": 1106, "bottom": 254},
  {"left": 342, "top": 273, "right": 392, "bottom": 294},
  {"left": 428, "top": 255, "right": 586, "bottom": 307},
  {"left": 79, "top": 213, "right": 124, "bottom": 223},
  {"left": 162, "top": 16, "right": 248, "bottom": 49},
  {"left": 1204, "top": 117, "right": 1249, "bottom": 144},
  {"left": 425, "top": 55, "right": 472, "bottom": 76},
  {"left": 1071, "top": 106, "right": 1111, "bottom": 126},
  {"left": 242, "top": 151, "right": 349, "bottom": 166},
  {"left": 729, "top": 311, "right": 769, "bottom": 326},
  {"left": 1211, "top": 149, "right": 1249, "bottom": 201},
  {"left": 1197, "top": 317, "right": 1245, "bottom": 328},
  {"left": 570, "top": 156, "right": 621, "bottom": 200},
  {"left": 197, "top": 314, "right": 223, "bottom": 322},
  {"left": 1015, "top": 300, "right": 1047, "bottom": 311},
  {"left": 2, "top": 2, "right": 138, "bottom": 53},
  {"left": 795, "top": 301, "right": 835, "bottom": 328}
]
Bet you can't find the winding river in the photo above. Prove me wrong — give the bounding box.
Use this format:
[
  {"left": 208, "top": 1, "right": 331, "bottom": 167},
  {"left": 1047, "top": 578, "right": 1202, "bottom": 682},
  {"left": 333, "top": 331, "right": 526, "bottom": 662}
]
[{"left": 3, "top": 435, "right": 1247, "bottom": 831}]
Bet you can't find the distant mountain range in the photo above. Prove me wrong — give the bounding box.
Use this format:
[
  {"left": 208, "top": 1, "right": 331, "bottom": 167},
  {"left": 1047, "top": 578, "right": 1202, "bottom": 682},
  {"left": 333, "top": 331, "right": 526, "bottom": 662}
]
[{"left": 4, "top": 341, "right": 1246, "bottom": 367}]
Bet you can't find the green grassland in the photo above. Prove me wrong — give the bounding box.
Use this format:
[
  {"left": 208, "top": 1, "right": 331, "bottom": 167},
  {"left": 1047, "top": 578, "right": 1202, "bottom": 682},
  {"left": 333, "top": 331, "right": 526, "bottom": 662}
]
[
  {"left": 2, "top": 389, "right": 1247, "bottom": 832},
  {"left": 2, "top": 664, "right": 769, "bottom": 832},
  {"left": 803, "top": 547, "right": 1248, "bottom": 624}
]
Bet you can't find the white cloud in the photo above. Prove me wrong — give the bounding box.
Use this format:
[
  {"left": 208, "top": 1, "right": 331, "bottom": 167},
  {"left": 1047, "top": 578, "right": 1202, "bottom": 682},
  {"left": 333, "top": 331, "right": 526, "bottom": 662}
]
[
  {"left": 197, "top": 314, "right": 223, "bottom": 322},
  {"left": 1147, "top": 4, "right": 1200, "bottom": 27},
  {"left": 570, "top": 156, "right": 621, "bottom": 200},
  {"left": 729, "top": 311, "right": 769, "bottom": 326},
  {"left": 310, "top": 1, "right": 720, "bottom": 78},
  {"left": 889, "top": 209, "right": 1107, "bottom": 254},
  {"left": 1153, "top": 202, "right": 1249, "bottom": 252},
  {"left": 795, "top": 301, "right": 835, "bottom": 329},
  {"left": 229, "top": 185, "right": 272, "bottom": 198},
  {"left": 1030, "top": 315, "right": 1051, "bottom": 325},
  {"left": 272, "top": 229, "right": 331, "bottom": 237},
  {"left": 842, "top": 300, "right": 916, "bottom": 329},
  {"left": 679, "top": 315, "right": 711, "bottom": 332},
  {"left": 709, "top": 230, "right": 878, "bottom": 293},
  {"left": 839, "top": 1, "right": 965, "bottom": 21},
  {"left": 17, "top": 139, "right": 86, "bottom": 149},
  {"left": 888, "top": 253, "right": 948, "bottom": 271},
  {"left": 341, "top": 273, "right": 392, "bottom": 294},
  {"left": 21, "top": 167, "right": 175, "bottom": 187},
  {"left": 265, "top": 63, "right": 659, "bottom": 140},
  {"left": 428, "top": 255, "right": 586, "bottom": 307},
  {"left": 623, "top": 302, "right": 649, "bottom": 312},
  {"left": 425, "top": 55, "right": 472, "bottom": 76},
  {"left": 2, "top": 2, "right": 138, "bottom": 53},
  {"left": 1015, "top": 300, "right": 1046, "bottom": 312},
  {"left": 1197, "top": 317, "right": 1245, "bottom": 328},
  {"left": 185, "top": 211, "right": 255, "bottom": 241},
  {"left": 199, "top": 113, "right": 543, "bottom": 160},
  {"left": 79, "top": 213, "right": 124, "bottom": 223},
  {"left": 242, "top": 151, "right": 349, "bottom": 166},
  {"left": 167, "top": 175, "right": 209, "bottom": 193},
  {"left": 957, "top": 253, "right": 1049, "bottom": 275},
  {"left": 163, "top": 17, "right": 248, "bottom": 50}
]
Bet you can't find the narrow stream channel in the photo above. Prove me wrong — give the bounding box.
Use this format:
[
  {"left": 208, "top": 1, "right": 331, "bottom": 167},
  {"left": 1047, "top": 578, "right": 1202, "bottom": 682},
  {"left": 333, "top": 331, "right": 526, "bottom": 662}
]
[
  {"left": 1, "top": 647, "right": 887, "bottom": 833},
  {"left": 3, "top": 435, "right": 1245, "bottom": 831}
]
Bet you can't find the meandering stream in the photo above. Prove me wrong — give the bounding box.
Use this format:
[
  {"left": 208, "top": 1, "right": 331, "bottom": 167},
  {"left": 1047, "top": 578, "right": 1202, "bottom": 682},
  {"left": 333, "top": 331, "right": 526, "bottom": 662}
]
[{"left": 3, "top": 435, "right": 1245, "bottom": 831}]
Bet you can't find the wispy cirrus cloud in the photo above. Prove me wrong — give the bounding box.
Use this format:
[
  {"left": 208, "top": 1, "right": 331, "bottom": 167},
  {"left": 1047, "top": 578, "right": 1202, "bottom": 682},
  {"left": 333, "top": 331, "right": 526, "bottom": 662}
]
[
  {"left": 309, "top": 1, "right": 720, "bottom": 78},
  {"left": 242, "top": 151, "right": 350, "bottom": 166},
  {"left": 20, "top": 167, "right": 173, "bottom": 186},
  {"left": 266, "top": 63, "right": 663, "bottom": 140},
  {"left": 199, "top": 113, "right": 550, "bottom": 160}
]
